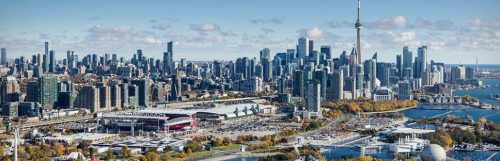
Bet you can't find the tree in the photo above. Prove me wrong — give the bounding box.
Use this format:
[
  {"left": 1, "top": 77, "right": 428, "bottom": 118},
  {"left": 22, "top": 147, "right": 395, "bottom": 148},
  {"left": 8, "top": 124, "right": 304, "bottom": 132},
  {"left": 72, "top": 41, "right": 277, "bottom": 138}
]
[
  {"left": 479, "top": 117, "right": 487, "bottom": 124},
  {"left": 145, "top": 152, "right": 160, "bottom": 161},
  {"left": 222, "top": 137, "right": 232, "bottom": 146},
  {"left": 177, "top": 152, "right": 186, "bottom": 158},
  {"left": 54, "top": 144, "right": 65, "bottom": 156},
  {"left": 0, "top": 146, "right": 4, "bottom": 157},
  {"left": 121, "top": 146, "right": 131, "bottom": 158},
  {"left": 211, "top": 138, "right": 223, "bottom": 147},
  {"left": 185, "top": 140, "right": 203, "bottom": 152},
  {"left": 280, "top": 138, "right": 288, "bottom": 144},
  {"left": 104, "top": 148, "right": 115, "bottom": 160},
  {"left": 140, "top": 156, "right": 148, "bottom": 161},
  {"left": 236, "top": 135, "right": 246, "bottom": 144},
  {"left": 424, "top": 130, "right": 453, "bottom": 147}
]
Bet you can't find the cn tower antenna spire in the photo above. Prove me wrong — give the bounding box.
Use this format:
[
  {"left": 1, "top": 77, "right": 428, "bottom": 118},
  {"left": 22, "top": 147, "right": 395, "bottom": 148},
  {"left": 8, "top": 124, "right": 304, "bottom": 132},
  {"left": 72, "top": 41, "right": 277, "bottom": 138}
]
[{"left": 355, "top": 0, "right": 362, "bottom": 65}]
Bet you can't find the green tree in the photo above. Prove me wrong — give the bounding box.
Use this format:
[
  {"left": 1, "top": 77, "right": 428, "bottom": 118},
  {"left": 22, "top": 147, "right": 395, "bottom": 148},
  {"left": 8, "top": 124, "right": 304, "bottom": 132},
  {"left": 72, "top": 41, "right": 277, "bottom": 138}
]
[
  {"left": 145, "top": 152, "right": 160, "bottom": 161},
  {"left": 54, "top": 144, "right": 65, "bottom": 156},
  {"left": 104, "top": 148, "right": 115, "bottom": 160},
  {"left": 121, "top": 146, "right": 131, "bottom": 158},
  {"left": 185, "top": 140, "right": 203, "bottom": 152}
]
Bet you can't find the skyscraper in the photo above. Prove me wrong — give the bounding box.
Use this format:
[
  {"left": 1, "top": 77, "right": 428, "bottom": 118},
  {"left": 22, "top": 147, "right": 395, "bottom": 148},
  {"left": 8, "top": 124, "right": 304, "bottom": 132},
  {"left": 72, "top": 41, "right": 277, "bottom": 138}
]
[
  {"left": 363, "top": 59, "right": 377, "bottom": 90},
  {"left": 308, "top": 40, "right": 314, "bottom": 55},
  {"left": 415, "top": 46, "right": 428, "bottom": 78},
  {"left": 49, "top": 50, "right": 55, "bottom": 73},
  {"left": 44, "top": 42, "right": 50, "bottom": 72},
  {"left": 315, "top": 70, "right": 327, "bottom": 100},
  {"left": 110, "top": 84, "right": 122, "bottom": 109},
  {"left": 0, "top": 48, "right": 6, "bottom": 65},
  {"left": 163, "top": 52, "right": 172, "bottom": 74},
  {"left": 327, "top": 70, "right": 344, "bottom": 100},
  {"left": 74, "top": 85, "right": 100, "bottom": 112},
  {"left": 163, "top": 41, "right": 174, "bottom": 74},
  {"left": 131, "top": 78, "right": 151, "bottom": 107},
  {"left": 39, "top": 75, "right": 58, "bottom": 109},
  {"left": 1, "top": 76, "right": 20, "bottom": 104},
  {"left": 277, "top": 78, "right": 286, "bottom": 95},
  {"left": 97, "top": 83, "right": 111, "bottom": 111},
  {"left": 305, "top": 80, "right": 320, "bottom": 112},
  {"left": 171, "top": 72, "right": 182, "bottom": 101},
  {"left": 262, "top": 58, "right": 273, "bottom": 82},
  {"left": 398, "top": 81, "right": 412, "bottom": 100},
  {"left": 44, "top": 42, "right": 49, "bottom": 57},
  {"left": 402, "top": 46, "right": 413, "bottom": 79},
  {"left": 451, "top": 65, "right": 465, "bottom": 84},
  {"left": 320, "top": 46, "right": 331, "bottom": 60},
  {"left": 396, "top": 54, "right": 402, "bottom": 78},
  {"left": 465, "top": 66, "right": 474, "bottom": 80},
  {"left": 259, "top": 48, "right": 271, "bottom": 62},
  {"left": 297, "top": 37, "right": 309, "bottom": 60},
  {"left": 293, "top": 70, "right": 304, "bottom": 97}
]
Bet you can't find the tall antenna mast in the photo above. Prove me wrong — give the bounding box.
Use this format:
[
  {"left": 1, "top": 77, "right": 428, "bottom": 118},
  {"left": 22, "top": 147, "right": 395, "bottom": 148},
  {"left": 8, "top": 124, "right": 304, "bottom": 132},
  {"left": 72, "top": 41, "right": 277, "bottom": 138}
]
[{"left": 355, "top": 0, "right": 363, "bottom": 64}]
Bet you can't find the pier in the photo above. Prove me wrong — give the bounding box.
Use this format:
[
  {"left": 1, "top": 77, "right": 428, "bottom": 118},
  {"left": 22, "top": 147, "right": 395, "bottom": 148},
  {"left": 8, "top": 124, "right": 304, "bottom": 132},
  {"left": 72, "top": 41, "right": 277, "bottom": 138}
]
[
  {"left": 430, "top": 111, "right": 453, "bottom": 118},
  {"left": 486, "top": 152, "right": 497, "bottom": 161}
]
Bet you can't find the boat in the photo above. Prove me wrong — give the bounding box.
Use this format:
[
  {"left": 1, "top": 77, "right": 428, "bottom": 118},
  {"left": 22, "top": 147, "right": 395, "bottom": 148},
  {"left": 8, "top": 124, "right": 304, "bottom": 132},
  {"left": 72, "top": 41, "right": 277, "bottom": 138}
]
[
  {"left": 480, "top": 103, "right": 492, "bottom": 109},
  {"left": 490, "top": 94, "right": 500, "bottom": 101}
]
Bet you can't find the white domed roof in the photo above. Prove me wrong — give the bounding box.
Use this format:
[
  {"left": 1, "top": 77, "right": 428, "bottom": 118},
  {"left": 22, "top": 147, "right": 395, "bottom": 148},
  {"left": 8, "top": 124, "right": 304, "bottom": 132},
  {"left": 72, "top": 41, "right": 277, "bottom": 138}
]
[{"left": 421, "top": 144, "right": 446, "bottom": 161}]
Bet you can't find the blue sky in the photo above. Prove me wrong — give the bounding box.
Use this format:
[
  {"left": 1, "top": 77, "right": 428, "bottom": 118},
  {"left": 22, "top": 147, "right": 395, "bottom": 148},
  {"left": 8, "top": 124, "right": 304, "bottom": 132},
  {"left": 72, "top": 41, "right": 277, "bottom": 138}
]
[{"left": 1, "top": 0, "right": 499, "bottom": 64}]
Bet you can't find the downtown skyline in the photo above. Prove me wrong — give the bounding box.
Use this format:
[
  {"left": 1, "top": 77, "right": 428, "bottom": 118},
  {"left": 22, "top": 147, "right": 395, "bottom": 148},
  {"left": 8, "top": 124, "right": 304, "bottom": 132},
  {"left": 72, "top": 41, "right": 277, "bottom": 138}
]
[{"left": 1, "top": 0, "right": 499, "bottom": 64}]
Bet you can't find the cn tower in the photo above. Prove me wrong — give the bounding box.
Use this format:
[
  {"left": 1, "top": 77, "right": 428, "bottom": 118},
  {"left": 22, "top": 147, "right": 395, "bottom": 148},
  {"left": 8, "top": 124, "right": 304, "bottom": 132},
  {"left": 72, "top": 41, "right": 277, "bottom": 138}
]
[{"left": 355, "top": 0, "right": 363, "bottom": 64}]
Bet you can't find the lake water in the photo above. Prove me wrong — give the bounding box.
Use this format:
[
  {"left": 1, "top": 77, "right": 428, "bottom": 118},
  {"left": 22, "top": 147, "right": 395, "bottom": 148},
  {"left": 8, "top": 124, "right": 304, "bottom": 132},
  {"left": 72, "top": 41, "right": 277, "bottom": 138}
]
[
  {"left": 453, "top": 78, "right": 500, "bottom": 106},
  {"left": 401, "top": 104, "right": 500, "bottom": 124},
  {"left": 401, "top": 78, "right": 500, "bottom": 124}
]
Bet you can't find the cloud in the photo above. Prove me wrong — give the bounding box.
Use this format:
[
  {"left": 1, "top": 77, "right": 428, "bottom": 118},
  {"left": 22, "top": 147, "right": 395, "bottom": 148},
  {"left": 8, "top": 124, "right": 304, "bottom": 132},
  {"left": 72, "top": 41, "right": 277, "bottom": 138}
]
[
  {"left": 305, "top": 27, "right": 323, "bottom": 39},
  {"left": 190, "top": 23, "right": 219, "bottom": 32},
  {"left": 298, "top": 27, "right": 343, "bottom": 42},
  {"left": 39, "top": 33, "right": 49, "bottom": 39},
  {"left": 87, "top": 25, "right": 132, "bottom": 42},
  {"left": 261, "top": 28, "right": 275, "bottom": 34},
  {"left": 409, "top": 18, "right": 454, "bottom": 30},
  {"left": 328, "top": 16, "right": 454, "bottom": 31},
  {"left": 366, "top": 16, "right": 407, "bottom": 29},
  {"left": 152, "top": 23, "right": 172, "bottom": 31},
  {"left": 219, "top": 31, "right": 238, "bottom": 36},
  {"left": 87, "top": 16, "right": 100, "bottom": 21},
  {"left": 250, "top": 18, "right": 284, "bottom": 24}
]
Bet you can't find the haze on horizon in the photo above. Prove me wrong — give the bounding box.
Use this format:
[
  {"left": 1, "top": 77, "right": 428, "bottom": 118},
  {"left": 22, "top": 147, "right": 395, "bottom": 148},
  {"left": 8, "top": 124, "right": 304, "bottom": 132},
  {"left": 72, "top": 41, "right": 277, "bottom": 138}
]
[{"left": 0, "top": 0, "right": 499, "bottom": 64}]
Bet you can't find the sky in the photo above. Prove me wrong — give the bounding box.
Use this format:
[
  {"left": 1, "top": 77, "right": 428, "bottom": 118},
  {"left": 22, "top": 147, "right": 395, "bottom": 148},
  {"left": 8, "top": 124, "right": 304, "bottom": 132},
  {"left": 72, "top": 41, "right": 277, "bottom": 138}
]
[{"left": 0, "top": 0, "right": 499, "bottom": 64}]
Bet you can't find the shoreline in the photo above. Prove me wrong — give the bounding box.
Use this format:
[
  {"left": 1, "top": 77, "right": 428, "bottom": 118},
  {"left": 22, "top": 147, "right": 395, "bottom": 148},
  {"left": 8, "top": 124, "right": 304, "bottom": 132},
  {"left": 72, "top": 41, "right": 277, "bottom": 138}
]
[{"left": 358, "top": 105, "right": 417, "bottom": 114}]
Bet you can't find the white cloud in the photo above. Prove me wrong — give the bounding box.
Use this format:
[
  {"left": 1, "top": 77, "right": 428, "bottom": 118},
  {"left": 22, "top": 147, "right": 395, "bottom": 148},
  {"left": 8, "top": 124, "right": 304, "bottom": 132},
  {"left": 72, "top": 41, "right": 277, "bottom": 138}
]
[
  {"left": 305, "top": 27, "right": 323, "bottom": 39},
  {"left": 190, "top": 23, "right": 219, "bottom": 32},
  {"left": 366, "top": 16, "right": 407, "bottom": 29}
]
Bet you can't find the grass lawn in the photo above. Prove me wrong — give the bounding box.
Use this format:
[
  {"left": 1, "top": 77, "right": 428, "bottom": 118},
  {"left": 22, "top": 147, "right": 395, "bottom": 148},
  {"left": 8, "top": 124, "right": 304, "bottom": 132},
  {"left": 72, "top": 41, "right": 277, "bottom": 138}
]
[{"left": 215, "top": 144, "right": 240, "bottom": 151}]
